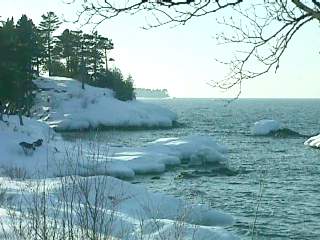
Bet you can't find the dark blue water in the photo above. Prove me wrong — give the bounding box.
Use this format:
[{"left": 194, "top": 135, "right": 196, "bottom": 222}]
[{"left": 64, "top": 98, "right": 320, "bottom": 239}]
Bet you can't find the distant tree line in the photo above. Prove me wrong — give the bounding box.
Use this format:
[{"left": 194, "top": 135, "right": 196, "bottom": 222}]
[
  {"left": 135, "top": 88, "right": 169, "bottom": 98},
  {"left": 0, "top": 12, "right": 135, "bottom": 123}
]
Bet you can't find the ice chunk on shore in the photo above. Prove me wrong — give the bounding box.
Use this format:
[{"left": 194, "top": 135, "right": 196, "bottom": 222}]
[
  {"left": 33, "top": 76, "right": 177, "bottom": 130},
  {"left": 304, "top": 134, "right": 320, "bottom": 148},
  {"left": 253, "top": 119, "right": 281, "bottom": 135}
]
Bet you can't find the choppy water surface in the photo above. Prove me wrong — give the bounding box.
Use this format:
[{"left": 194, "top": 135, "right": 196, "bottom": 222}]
[{"left": 63, "top": 99, "right": 320, "bottom": 239}]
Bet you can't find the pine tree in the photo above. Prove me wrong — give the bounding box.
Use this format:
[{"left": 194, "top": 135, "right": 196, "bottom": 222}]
[
  {"left": 38, "top": 12, "right": 61, "bottom": 76},
  {"left": 99, "top": 36, "right": 114, "bottom": 72},
  {"left": 57, "top": 29, "right": 73, "bottom": 74},
  {"left": 0, "top": 18, "right": 24, "bottom": 125},
  {"left": 33, "top": 28, "right": 46, "bottom": 76},
  {"left": 16, "top": 15, "right": 38, "bottom": 118},
  {"left": 0, "top": 18, "right": 19, "bottom": 105},
  {"left": 16, "top": 15, "right": 37, "bottom": 79},
  {"left": 69, "top": 30, "right": 83, "bottom": 78}
]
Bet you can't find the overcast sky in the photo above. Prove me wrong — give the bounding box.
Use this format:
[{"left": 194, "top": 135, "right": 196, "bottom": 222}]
[{"left": 2, "top": 0, "right": 320, "bottom": 98}]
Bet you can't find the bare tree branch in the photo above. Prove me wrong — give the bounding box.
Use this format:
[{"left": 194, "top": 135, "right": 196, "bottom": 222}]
[{"left": 70, "top": 0, "right": 320, "bottom": 96}]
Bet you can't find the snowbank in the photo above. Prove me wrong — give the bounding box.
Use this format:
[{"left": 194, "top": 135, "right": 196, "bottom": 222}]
[
  {"left": 252, "top": 119, "right": 281, "bottom": 135},
  {"left": 1, "top": 175, "right": 238, "bottom": 240},
  {"left": 33, "top": 76, "right": 177, "bottom": 131},
  {"left": 304, "top": 134, "right": 320, "bottom": 148}
]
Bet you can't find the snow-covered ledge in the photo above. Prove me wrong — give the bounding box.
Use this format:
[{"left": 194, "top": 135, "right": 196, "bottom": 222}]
[{"left": 33, "top": 77, "right": 177, "bottom": 131}]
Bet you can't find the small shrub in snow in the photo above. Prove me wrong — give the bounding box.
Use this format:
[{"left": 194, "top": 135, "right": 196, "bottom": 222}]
[
  {"left": 0, "top": 184, "right": 7, "bottom": 206},
  {"left": 2, "top": 167, "right": 27, "bottom": 180}
]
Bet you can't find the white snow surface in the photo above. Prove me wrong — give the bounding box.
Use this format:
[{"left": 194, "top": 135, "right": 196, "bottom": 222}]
[
  {"left": 304, "top": 134, "right": 320, "bottom": 148},
  {"left": 33, "top": 76, "right": 177, "bottom": 131},
  {"left": 252, "top": 119, "right": 281, "bottom": 135}
]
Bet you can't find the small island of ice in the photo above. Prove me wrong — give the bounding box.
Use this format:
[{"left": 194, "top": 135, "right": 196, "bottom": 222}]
[{"left": 252, "top": 119, "right": 281, "bottom": 135}]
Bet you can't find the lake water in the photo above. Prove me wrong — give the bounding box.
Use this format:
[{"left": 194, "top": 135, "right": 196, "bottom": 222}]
[{"left": 62, "top": 98, "right": 320, "bottom": 240}]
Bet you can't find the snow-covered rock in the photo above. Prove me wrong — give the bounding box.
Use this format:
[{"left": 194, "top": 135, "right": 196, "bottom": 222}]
[
  {"left": 304, "top": 134, "right": 320, "bottom": 148},
  {"left": 252, "top": 119, "right": 281, "bottom": 135},
  {"left": 33, "top": 76, "right": 177, "bottom": 131}
]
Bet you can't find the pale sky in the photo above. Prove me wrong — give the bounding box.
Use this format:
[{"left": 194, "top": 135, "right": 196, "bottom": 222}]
[{"left": 2, "top": 0, "right": 320, "bottom": 98}]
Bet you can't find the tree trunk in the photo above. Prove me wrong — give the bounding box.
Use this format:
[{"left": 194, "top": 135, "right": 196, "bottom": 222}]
[
  {"left": 36, "top": 57, "right": 40, "bottom": 76},
  {"left": 48, "top": 35, "right": 52, "bottom": 76},
  {"left": 105, "top": 48, "right": 108, "bottom": 72},
  {"left": 81, "top": 63, "right": 85, "bottom": 90},
  {"left": 18, "top": 111, "right": 24, "bottom": 126},
  {"left": 0, "top": 101, "right": 3, "bottom": 121}
]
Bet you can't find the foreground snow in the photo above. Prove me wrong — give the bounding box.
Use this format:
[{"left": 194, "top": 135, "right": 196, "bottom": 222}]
[
  {"left": 0, "top": 175, "right": 238, "bottom": 240},
  {"left": 0, "top": 117, "right": 237, "bottom": 239},
  {"left": 252, "top": 119, "right": 281, "bottom": 135},
  {"left": 304, "top": 134, "right": 320, "bottom": 148},
  {"left": 33, "top": 76, "right": 177, "bottom": 131}
]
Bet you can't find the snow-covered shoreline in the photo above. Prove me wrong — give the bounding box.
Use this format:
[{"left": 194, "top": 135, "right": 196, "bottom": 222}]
[
  {"left": 0, "top": 115, "right": 228, "bottom": 179},
  {"left": 33, "top": 76, "right": 178, "bottom": 131},
  {"left": 0, "top": 114, "right": 238, "bottom": 239}
]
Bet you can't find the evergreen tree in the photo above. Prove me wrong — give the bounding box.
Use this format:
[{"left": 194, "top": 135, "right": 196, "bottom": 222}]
[
  {"left": 38, "top": 12, "right": 61, "bottom": 76},
  {"left": 57, "top": 29, "right": 74, "bottom": 74},
  {"left": 0, "top": 17, "right": 35, "bottom": 125},
  {"left": 33, "top": 28, "right": 46, "bottom": 76},
  {"left": 0, "top": 18, "right": 19, "bottom": 107},
  {"left": 68, "top": 30, "right": 84, "bottom": 78},
  {"left": 16, "top": 15, "right": 38, "bottom": 118},
  {"left": 90, "top": 32, "right": 104, "bottom": 80},
  {"left": 99, "top": 36, "right": 114, "bottom": 72},
  {"left": 16, "top": 15, "right": 37, "bottom": 79}
]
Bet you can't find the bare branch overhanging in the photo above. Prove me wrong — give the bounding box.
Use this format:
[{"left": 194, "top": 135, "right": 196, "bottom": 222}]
[{"left": 70, "top": 0, "right": 320, "bottom": 94}]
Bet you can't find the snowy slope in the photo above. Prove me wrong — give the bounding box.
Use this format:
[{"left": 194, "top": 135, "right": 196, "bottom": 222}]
[{"left": 33, "top": 76, "right": 177, "bottom": 131}]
